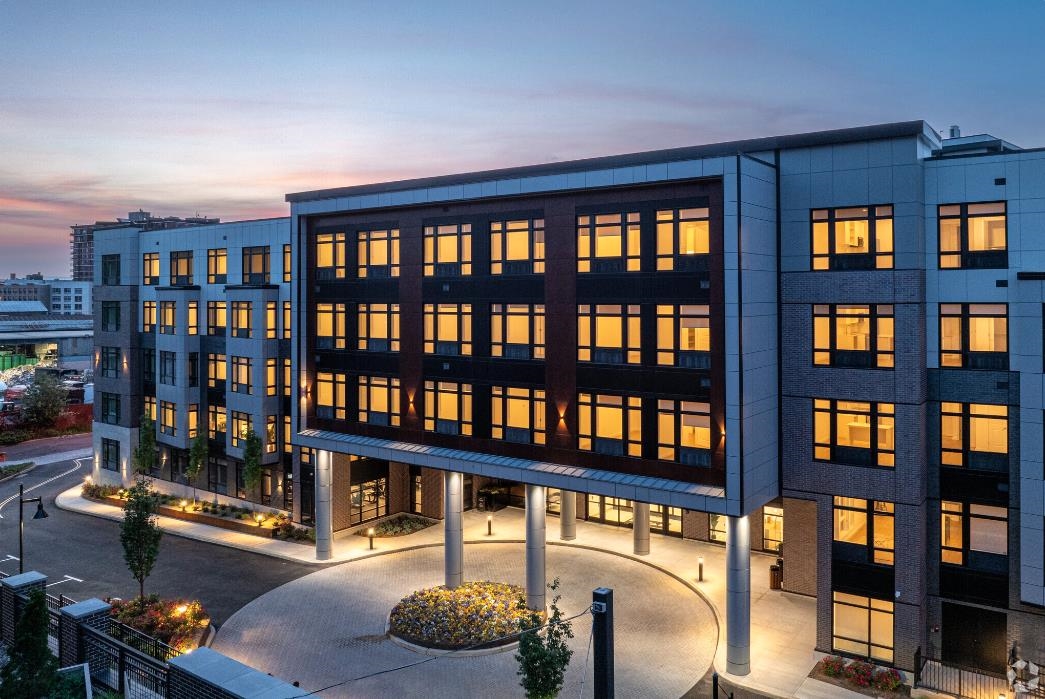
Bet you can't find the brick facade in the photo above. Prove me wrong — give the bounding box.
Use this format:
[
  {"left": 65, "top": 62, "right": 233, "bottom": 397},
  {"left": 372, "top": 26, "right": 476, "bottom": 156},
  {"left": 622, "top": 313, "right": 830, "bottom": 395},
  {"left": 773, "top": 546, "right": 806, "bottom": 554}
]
[{"left": 782, "top": 498, "right": 817, "bottom": 596}]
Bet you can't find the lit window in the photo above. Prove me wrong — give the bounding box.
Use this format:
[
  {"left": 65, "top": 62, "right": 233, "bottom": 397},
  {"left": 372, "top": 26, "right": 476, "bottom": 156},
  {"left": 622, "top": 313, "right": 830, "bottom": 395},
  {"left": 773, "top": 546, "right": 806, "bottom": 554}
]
[
  {"left": 656, "top": 207, "right": 710, "bottom": 270},
  {"left": 283, "top": 358, "right": 291, "bottom": 397},
  {"left": 208, "top": 404, "right": 226, "bottom": 440},
  {"left": 491, "top": 304, "right": 544, "bottom": 359},
  {"left": 939, "top": 304, "right": 1007, "bottom": 369},
  {"left": 242, "top": 246, "right": 270, "bottom": 284},
  {"left": 763, "top": 506, "right": 783, "bottom": 553},
  {"left": 207, "top": 301, "right": 227, "bottom": 336},
  {"left": 578, "top": 305, "right": 640, "bottom": 364},
  {"left": 170, "top": 250, "right": 193, "bottom": 285},
  {"left": 230, "top": 356, "right": 252, "bottom": 394},
  {"left": 266, "top": 301, "right": 277, "bottom": 340},
  {"left": 657, "top": 400, "right": 711, "bottom": 465},
  {"left": 578, "top": 212, "right": 640, "bottom": 272},
  {"left": 358, "top": 375, "right": 400, "bottom": 426},
  {"left": 266, "top": 414, "right": 277, "bottom": 453},
  {"left": 283, "top": 244, "right": 292, "bottom": 283},
  {"left": 833, "top": 496, "right": 894, "bottom": 565},
  {"left": 187, "top": 301, "right": 198, "bottom": 336},
  {"left": 315, "top": 232, "right": 346, "bottom": 280},
  {"left": 314, "top": 303, "right": 347, "bottom": 350},
  {"left": 814, "top": 399, "right": 894, "bottom": 467},
  {"left": 424, "top": 303, "right": 472, "bottom": 355},
  {"left": 491, "top": 218, "right": 544, "bottom": 274},
  {"left": 358, "top": 303, "right": 400, "bottom": 352},
  {"left": 832, "top": 592, "right": 893, "bottom": 663},
  {"left": 424, "top": 381, "right": 473, "bottom": 435},
  {"left": 315, "top": 371, "right": 347, "bottom": 420},
  {"left": 578, "top": 393, "right": 642, "bottom": 457},
  {"left": 142, "top": 301, "right": 156, "bottom": 333},
  {"left": 143, "top": 396, "right": 156, "bottom": 420},
  {"left": 283, "top": 301, "right": 291, "bottom": 339},
  {"left": 709, "top": 514, "right": 727, "bottom": 543},
  {"left": 424, "top": 223, "right": 472, "bottom": 276},
  {"left": 812, "top": 206, "right": 893, "bottom": 271},
  {"left": 207, "top": 353, "right": 226, "bottom": 389},
  {"left": 491, "top": 386, "right": 546, "bottom": 445},
  {"left": 265, "top": 358, "right": 277, "bottom": 397},
  {"left": 207, "top": 248, "right": 227, "bottom": 284},
  {"left": 143, "top": 253, "right": 160, "bottom": 285},
  {"left": 283, "top": 415, "right": 292, "bottom": 454},
  {"left": 188, "top": 404, "right": 199, "bottom": 439},
  {"left": 814, "top": 305, "right": 894, "bottom": 368},
  {"left": 940, "top": 501, "right": 1007, "bottom": 566},
  {"left": 159, "top": 301, "right": 176, "bottom": 335},
  {"left": 231, "top": 301, "right": 252, "bottom": 338},
  {"left": 357, "top": 229, "right": 399, "bottom": 278},
  {"left": 940, "top": 402, "right": 1008, "bottom": 469},
  {"left": 939, "top": 202, "right": 1006, "bottom": 269},
  {"left": 657, "top": 305, "right": 710, "bottom": 367},
  {"left": 231, "top": 411, "right": 251, "bottom": 447},
  {"left": 160, "top": 400, "right": 177, "bottom": 436}
]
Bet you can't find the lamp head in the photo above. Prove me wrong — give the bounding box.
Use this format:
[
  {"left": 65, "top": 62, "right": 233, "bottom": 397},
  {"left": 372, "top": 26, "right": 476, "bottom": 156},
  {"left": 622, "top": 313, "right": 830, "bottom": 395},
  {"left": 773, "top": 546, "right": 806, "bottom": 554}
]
[{"left": 33, "top": 502, "right": 48, "bottom": 520}]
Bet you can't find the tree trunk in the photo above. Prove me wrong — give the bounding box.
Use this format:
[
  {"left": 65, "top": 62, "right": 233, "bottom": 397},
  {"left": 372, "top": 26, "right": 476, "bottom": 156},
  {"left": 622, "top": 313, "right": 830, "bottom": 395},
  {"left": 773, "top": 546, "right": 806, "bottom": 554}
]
[{"left": 139, "top": 576, "right": 144, "bottom": 600}]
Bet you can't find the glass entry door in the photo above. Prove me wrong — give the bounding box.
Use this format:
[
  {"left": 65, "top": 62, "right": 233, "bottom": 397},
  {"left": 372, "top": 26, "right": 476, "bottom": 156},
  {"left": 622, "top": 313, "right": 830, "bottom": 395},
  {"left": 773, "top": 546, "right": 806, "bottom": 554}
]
[{"left": 585, "top": 495, "right": 682, "bottom": 536}]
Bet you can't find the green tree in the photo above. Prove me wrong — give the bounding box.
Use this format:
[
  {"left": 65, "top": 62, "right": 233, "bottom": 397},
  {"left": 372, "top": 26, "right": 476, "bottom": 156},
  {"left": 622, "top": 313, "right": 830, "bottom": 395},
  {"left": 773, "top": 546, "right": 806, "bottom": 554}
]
[
  {"left": 21, "top": 372, "right": 67, "bottom": 426},
  {"left": 516, "top": 578, "right": 575, "bottom": 699},
  {"left": 120, "top": 475, "right": 163, "bottom": 599},
  {"left": 187, "top": 429, "right": 208, "bottom": 506},
  {"left": 0, "top": 588, "right": 58, "bottom": 697},
  {"left": 134, "top": 414, "right": 157, "bottom": 475},
  {"left": 241, "top": 429, "right": 263, "bottom": 508}
]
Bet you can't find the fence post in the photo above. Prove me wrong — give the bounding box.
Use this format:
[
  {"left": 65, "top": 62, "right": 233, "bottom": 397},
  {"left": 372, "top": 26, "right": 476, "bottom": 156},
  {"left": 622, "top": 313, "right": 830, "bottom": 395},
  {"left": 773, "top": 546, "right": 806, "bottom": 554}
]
[
  {"left": 592, "top": 587, "right": 614, "bottom": 699},
  {"left": 119, "top": 646, "right": 127, "bottom": 694},
  {"left": 0, "top": 571, "right": 47, "bottom": 644},
  {"left": 913, "top": 646, "right": 921, "bottom": 686},
  {"left": 58, "top": 598, "right": 111, "bottom": 669}
]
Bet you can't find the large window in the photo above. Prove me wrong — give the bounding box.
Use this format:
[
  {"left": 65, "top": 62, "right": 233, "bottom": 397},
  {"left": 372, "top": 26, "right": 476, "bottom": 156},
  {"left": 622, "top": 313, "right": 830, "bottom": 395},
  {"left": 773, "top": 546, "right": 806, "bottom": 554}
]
[
  {"left": 207, "top": 353, "right": 226, "bottom": 389},
  {"left": 814, "top": 305, "right": 894, "bottom": 368},
  {"left": 833, "top": 496, "right": 894, "bottom": 565},
  {"left": 265, "top": 358, "right": 277, "bottom": 397},
  {"left": 142, "top": 301, "right": 156, "bottom": 333},
  {"left": 231, "top": 411, "right": 251, "bottom": 447},
  {"left": 657, "top": 400, "right": 711, "bottom": 465},
  {"left": 159, "top": 301, "right": 176, "bottom": 335},
  {"left": 207, "top": 301, "right": 226, "bottom": 336},
  {"left": 101, "top": 301, "right": 120, "bottom": 332},
  {"left": 283, "top": 301, "right": 292, "bottom": 339},
  {"left": 187, "top": 301, "right": 198, "bottom": 336},
  {"left": 358, "top": 375, "right": 400, "bottom": 426},
  {"left": 940, "top": 402, "right": 1008, "bottom": 470},
  {"left": 656, "top": 207, "right": 709, "bottom": 271},
  {"left": 160, "top": 400, "right": 177, "bottom": 436},
  {"left": 357, "top": 229, "right": 399, "bottom": 278},
  {"left": 208, "top": 405, "right": 226, "bottom": 441},
  {"left": 657, "top": 304, "right": 710, "bottom": 367},
  {"left": 315, "top": 371, "right": 347, "bottom": 420},
  {"left": 491, "top": 218, "right": 544, "bottom": 274},
  {"left": 358, "top": 303, "right": 399, "bottom": 352},
  {"left": 266, "top": 302, "right": 277, "bottom": 340},
  {"left": 187, "top": 352, "right": 199, "bottom": 387},
  {"left": 143, "top": 395, "right": 156, "bottom": 420},
  {"left": 100, "top": 392, "right": 120, "bottom": 425},
  {"left": 812, "top": 206, "right": 893, "bottom": 271},
  {"left": 142, "top": 252, "right": 159, "bottom": 285},
  {"left": 814, "top": 399, "right": 894, "bottom": 467},
  {"left": 142, "top": 349, "right": 155, "bottom": 383},
  {"left": 579, "top": 393, "right": 641, "bottom": 457},
  {"left": 314, "top": 303, "right": 347, "bottom": 350},
  {"left": 242, "top": 246, "right": 270, "bottom": 284},
  {"left": 159, "top": 351, "right": 176, "bottom": 385},
  {"left": 101, "top": 438, "right": 120, "bottom": 472},
  {"left": 709, "top": 514, "right": 727, "bottom": 543},
  {"left": 578, "top": 304, "right": 640, "bottom": 364},
  {"left": 315, "top": 232, "right": 347, "bottom": 280},
  {"left": 940, "top": 304, "right": 1007, "bottom": 370},
  {"left": 230, "top": 356, "right": 252, "bottom": 394},
  {"left": 578, "top": 212, "right": 640, "bottom": 273},
  {"left": 99, "top": 347, "right": 120, "bottom": 378},
  {"left": 231, "top": 301, "right": 252, "bottom": 338},
  {"left": 283, "top": 244, "right": 292, "bottom": 283},
  {"left": 763, "top": 506, "right": 784, "bottom": 553},
  {"left": 424, "top": 303, "right": 471, "bottom": 356},
  {"left": 491, "top": 386, "right": 546, "bottom": 445},
  {"left": 424, "top": 381, "right": 473, "bottom": 436},
  {"left": 939, "top": 202, "right": 1006, "bottom": 269},
  {"left": 941, "top": 501, "right": 1008, "bottom": 567},
  {"left": 170, "top": 250, "right": 193, "bottom": 285},
  {"left": 491, "top": 304, "right": 545, "bottom": 359},
  {"left": 424, "top": 223, "right": 472, "bottom": 276},
  {"left": 101, "top": 254, "right": 121, "bottom": 285},
  {"left": 188, "top": 405, "right": 199, "bottom": 439},
  {"left": 207, "top": 248, "right": 227, "bottom": 284},
  {"left": 832, "top": 592, "right": 893, "bottom": 663}
]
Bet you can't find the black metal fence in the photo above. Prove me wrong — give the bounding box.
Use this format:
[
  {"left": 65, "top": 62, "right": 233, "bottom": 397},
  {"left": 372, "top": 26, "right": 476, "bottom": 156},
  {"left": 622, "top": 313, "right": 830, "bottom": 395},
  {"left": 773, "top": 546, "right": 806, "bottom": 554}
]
[
  {"left": 105, "top": 617, "right": 180, "bottom": 662},
  {"left": 83, "top": 624, "right": 169, "bottom": 699},
  {"left": 43, "top": 592, "right": 75, "bottom": 655},
  {"left": 915, "top": 646, "right": 1045, "bottom": 699}
]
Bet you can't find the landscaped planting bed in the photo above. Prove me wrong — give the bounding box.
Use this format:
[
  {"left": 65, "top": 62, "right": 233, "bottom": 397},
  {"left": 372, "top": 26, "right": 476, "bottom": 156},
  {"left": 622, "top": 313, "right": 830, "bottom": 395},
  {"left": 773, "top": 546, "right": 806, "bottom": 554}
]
[
  {"left": 356, "top": 514, "right": 436, "bottom": 538},
  {"left": 109, "top": 595, "right": 210, "bottom": 653},
  {"left": 811, "top": 655, "right": 908, "bottom": 697},
  {"left": 389, "top": 582, "right": 540, "bottom": 650}
]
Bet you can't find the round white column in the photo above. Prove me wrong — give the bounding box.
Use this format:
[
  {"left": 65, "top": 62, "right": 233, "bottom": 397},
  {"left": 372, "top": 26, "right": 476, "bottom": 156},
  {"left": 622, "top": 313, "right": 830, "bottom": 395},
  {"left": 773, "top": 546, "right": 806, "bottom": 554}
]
[
  {"left": 443, "top": 471, "right": 464, "bottom": 588},
  {"left": 525, "top": 484, "right": 547, "bottom": 610},
  {"left": 559, "top": 490, "right": 577, "bottom": 541},
  {"left": 726, "top": 514, "right": 751, "bottom": 676},
  {"left": 314, "top": 450, "right": 333, "bottom": 561},
  {"left": 632, "top": 502, "right": 650, "bottom": 556}
]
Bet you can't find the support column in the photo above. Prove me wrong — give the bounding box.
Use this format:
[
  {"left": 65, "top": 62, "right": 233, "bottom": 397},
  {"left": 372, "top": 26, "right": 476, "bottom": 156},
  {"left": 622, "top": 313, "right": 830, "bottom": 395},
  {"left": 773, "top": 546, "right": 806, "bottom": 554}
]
[
  {"left": 726, "top": 514, "right": 751, "bottom": 676},
  {"left": 444, "top": 471, "right": 464, "bottom": 589},
  {"left": 559, "top": 490, "right": 576, "bottom": 541},
  {"left": 632, "top": 502, "right": 650, "bottom": 555},
  {"left": 314, "top": 450, "right": 333, "bottom": 561},
  {"left": 526, "top": 484, "right": 547, "bottom": 610}
]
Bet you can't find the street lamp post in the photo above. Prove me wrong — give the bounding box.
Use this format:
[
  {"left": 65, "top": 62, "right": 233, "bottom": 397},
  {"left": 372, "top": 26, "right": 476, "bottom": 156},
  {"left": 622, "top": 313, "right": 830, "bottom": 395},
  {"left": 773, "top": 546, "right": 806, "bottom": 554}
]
[{"left": 18, "top": 483, "right": 48, "bottom": 574}]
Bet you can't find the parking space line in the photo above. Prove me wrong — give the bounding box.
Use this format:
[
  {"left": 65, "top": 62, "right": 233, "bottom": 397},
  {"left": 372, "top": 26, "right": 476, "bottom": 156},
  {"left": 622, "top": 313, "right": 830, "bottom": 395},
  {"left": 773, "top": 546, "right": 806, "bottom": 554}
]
[{"left": 46, "top": 574, "right": 85, "bottom": 587}]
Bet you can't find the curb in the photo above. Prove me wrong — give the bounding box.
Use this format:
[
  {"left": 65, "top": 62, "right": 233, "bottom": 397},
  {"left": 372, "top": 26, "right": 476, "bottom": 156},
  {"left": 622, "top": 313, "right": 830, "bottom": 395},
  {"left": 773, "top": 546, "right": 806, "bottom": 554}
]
[{"left": 0, "top": 462, "right": 38, "bottom": 484}]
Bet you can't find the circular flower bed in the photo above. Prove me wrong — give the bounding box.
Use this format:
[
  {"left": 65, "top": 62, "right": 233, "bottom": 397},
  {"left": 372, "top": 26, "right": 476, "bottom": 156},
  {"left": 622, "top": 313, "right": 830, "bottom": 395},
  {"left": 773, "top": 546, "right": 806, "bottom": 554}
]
[{"left": 389, "top": 581, "right": 541, "bottom": 650}]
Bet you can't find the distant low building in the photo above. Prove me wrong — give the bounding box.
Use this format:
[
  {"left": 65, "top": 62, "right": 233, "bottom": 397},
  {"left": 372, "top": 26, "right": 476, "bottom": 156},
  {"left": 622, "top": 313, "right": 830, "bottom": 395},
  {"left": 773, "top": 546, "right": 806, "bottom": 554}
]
[
  {"left": 0, "top": 300, "right": 92, "bottom": 371},
  {"left": 0, "top": 275, "right": 92, "bottom": 315}
]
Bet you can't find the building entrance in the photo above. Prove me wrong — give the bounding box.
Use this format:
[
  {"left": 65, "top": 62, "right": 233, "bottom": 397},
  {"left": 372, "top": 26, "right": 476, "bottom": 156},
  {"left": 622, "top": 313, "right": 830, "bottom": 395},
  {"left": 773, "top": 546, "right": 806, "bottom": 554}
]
[{"left": 585, "top": 495, "right": 682, "bottom": 536}]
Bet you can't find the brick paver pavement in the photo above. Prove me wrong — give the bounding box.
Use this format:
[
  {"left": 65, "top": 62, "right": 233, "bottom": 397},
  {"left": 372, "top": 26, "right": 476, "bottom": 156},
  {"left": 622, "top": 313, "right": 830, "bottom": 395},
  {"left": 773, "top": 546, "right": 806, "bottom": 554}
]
[{"left": 212, "top": 542, "right": 718, "bottom": 698}]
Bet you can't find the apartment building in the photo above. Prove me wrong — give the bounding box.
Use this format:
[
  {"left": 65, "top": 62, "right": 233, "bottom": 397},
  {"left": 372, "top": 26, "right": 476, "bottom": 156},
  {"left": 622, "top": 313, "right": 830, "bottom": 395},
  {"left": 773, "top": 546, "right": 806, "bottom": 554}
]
[{"left": 91, "top": 218, "right": 293, "bottom": 513}]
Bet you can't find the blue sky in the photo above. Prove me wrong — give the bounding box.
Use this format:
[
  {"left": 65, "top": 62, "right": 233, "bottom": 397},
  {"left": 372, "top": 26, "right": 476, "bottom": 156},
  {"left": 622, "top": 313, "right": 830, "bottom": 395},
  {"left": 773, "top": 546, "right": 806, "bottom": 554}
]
[{"left": 1, "top": 0, "right": 1043, "bottom": 276}]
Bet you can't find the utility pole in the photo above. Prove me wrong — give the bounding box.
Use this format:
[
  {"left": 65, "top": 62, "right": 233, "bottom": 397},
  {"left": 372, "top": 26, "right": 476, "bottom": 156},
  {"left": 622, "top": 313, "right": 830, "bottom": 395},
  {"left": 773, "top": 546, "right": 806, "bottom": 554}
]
[{"left": 592, "top": 587, "right": 614, "bottom": 699}]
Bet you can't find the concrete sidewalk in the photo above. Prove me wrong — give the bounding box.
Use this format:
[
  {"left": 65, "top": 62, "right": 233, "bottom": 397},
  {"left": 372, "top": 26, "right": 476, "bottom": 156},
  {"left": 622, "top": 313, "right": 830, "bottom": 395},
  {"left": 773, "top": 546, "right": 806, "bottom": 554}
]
[
  {"left": 59, "top": 485, "right": 828, "bottom": 697},
  {"left": 8, "top": 448, "right": 92, "bottom": 467}
]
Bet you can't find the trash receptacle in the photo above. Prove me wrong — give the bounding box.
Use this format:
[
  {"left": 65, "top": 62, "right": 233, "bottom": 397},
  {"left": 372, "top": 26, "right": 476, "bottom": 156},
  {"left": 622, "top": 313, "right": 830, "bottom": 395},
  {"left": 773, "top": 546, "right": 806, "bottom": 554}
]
[{"left": 769, "top": 564, "right": 782, "bottom": 590}]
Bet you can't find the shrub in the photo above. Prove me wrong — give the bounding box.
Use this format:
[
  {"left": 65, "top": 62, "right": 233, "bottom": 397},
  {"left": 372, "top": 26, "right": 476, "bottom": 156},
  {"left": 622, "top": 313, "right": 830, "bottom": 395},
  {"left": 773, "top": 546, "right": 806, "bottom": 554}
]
[
  {"left": 822, "top": 654, "right": 848, "bottom": 677},
  {"left": 390, "top": 581, "right": 535, "bottom": 649},
  {"left": 844, "top": 660, "right": 874, "bottom": 688},
  {"left": 110, "top": 595, "right": 209, "bottom": 652},
  {"left": 82, "top": 483, "right": 122, "bottom": 499},
  {"left": 357, "top": 514, "right": 435, "bottom": 537},
  {"left": 871, "top": 667, "right": 903, "bottom": 692}
]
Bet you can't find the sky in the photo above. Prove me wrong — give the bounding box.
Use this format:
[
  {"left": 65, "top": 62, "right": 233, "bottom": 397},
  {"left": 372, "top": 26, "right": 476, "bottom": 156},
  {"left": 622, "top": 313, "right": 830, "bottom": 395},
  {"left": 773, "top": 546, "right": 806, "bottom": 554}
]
[{"left": 1, "top": 1, "right": 1044, "bottom": 277}]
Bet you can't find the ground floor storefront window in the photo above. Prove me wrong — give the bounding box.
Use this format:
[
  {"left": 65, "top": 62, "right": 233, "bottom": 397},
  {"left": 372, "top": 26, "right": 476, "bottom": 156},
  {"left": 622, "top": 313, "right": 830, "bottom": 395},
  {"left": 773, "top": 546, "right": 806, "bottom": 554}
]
[
  {"left": 832, "top": 591, "right": 894, "bottom": 663},
  {"left": 586, "top": 495, "right": 681, "bottom": 536},
  {"left": 763, "top": 505, "right": 783, "bottom": 553}
]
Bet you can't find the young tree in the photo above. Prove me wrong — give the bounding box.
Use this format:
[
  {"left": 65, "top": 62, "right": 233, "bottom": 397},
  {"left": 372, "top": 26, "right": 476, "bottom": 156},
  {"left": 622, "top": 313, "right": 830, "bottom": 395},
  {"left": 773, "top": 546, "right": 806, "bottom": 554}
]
[
  {"left": 241, "top": 429, "right": 263, "bottom": 509},
  {"left": 21, "top": 372, "right": 67, "bottom": 426},
  {"left": 516, "top": 578, "right": 575, "bottom": 699},
  {"left": 120, "top": 475, "right": 163, "bottom": 599},
  {"left": 0, "top": 588, "right": 58, "bottom": 697},
  {"left": 134, "top": 414, "right": 158, "bottom": 475},
  {"left": 187, "top": 429, "right": 208, "bottom": 506}
]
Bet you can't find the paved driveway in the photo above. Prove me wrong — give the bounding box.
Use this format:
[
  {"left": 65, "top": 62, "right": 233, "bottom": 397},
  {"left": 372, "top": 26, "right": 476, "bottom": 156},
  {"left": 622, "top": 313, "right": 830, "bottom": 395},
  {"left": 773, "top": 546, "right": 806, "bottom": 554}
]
[{"left": 213, "top": 542, "right": 717, "bottom": 698}]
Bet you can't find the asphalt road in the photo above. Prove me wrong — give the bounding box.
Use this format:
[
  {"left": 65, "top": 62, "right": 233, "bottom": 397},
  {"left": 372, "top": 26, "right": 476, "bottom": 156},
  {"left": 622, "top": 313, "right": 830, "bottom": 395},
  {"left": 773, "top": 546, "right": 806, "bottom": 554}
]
[{"left": 0, "top": 441, "right": 320, "bottom": 626}]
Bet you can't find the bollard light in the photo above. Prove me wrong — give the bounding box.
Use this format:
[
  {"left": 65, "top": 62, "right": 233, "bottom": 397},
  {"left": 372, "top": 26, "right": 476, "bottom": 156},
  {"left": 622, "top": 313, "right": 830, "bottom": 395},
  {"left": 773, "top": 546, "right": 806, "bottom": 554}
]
[
  {"left": 180, "top": 499, "right": 187, "bottom": 512},
  {"left": 368, "top": 527, "right": 376, "bottom": 550},
  {"left": 487, "top": 514, "right": 493, "bottom": 536},
  {"left": 255, "top": 513, "right": 264, "bottom": 527},
  {"left": 697, "top": 556, "right": 704, "bottom": 582}
]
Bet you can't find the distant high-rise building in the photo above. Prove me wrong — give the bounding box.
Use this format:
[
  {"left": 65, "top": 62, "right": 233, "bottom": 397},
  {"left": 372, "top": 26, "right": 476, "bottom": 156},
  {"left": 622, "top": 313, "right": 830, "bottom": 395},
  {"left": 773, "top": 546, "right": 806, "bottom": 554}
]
[{"left": 70, "top": 210, "right": 219, "bottom": 281}]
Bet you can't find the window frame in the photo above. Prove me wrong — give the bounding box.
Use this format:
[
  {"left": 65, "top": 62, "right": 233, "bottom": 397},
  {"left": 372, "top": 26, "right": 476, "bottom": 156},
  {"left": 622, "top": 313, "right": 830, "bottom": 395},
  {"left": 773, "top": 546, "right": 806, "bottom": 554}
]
[
  {"left": 940, "top": 402, "right": 1008, "bottom": 470},
  {"left": 490, "top": 218, "right": 544, "bottom": 275},
  {"left": 578, "top": 392, "right": 642, "bottom": 457},
  {"left": 207, "top": 353, "right": 227, "bottom": 389},
  {"left": 101, "top": 255, "right": 121, "bottom": 285},
  {"left": 159, "top": 300, "right": 176, "bottom": 335},
  {"left": 424, "top": 303, "right": 472, "bottom": 356},
  {"left": 100, "top": 347, "right": 120, "bottom": 378},
  {"left": 813, "top": 304, "right": 895, "bottom": 369},
  {"left": 358, "top": 374, "right": 401, "bottom": 426},
  {"left": 938, "top": 201, "right": 1007, "bottom": 269},
  {"left": 160, "top": 400, "right": 177, "bottom": 436},
  {"left": 656, "top": 206, "right": 711, "bottom": 271},
  {"left": 832, "top": 591, "right": 894, "bottom": 664},
  {"left": 939, "top": 303, "right": 1008, "bottom": 370},
  {"left": 100, "top": 392, "right": 121, "bottom": 425},
  {"left": 207, "top": 301, "right": 227, "bottom": 336},
  {"left": 315, "top": 371, "right": 347, "bottom": 420},
  {"left": 578, "top": 304, "right": 641, "bottom": 364},
  {"left": 101, "top": 301, "right": 121, "bottom": 332},
  {"left": 169, "top": 250, "right": 193, "bottom": 285},
  {"left": 231, "top": 301, "right": 252, "bottom": 339},
  {"left": 424, "top": 223, "right": 472, "bottom": 276},
  {"left": 941, "top": 500, "right": 1008, "bottom": 568},
  {"left": 142, "top": 301, "right": 156, "bottom": 333},
  {"left": 315, "top": 232, "right": 347, "bottom": 280},
  {"left": 491, "top": 385, "right": 546, "bottom": 445},
  {"left": 811, "top": 205, "right": 894, "bottom": 271},
  {"left": 491, "top": 303, "right": 545, "bottom": 360},
  {"left": 142, "top": 252, "right": 160, "bottom": 285},
  {"left": 357, "top": 303, "right": 399, "bottom": 352},
  {"left": 159, "top": 350, "right": 176, "bottom": 385},
  {"left": 577, "top": 212, "right": 641, "bottom": 273},
  {"left": 656, "top": 304, "right": 710, "bottom": 367},
  {"left": 356, "top": 228, "right": 400, "bottom": 278},
  {"left": 832, "top": 496, "right": 895, "bottom": 566},
  {"left": 656, "top": 399, "right": 712, "bottom": 465},
  {"left": 101, "top": 438, "right": 120, "bottom": 471},
  {"left": 813, "top": 399, "right": 895, "bottom": 467},
  {"left": 242, "top": 245, "right": 271, "bottom": 284},
  {"left": 423, "top": 380, "right": 473, "bottom": 436},
  {"left": 207, "top": 248, "right": 227, "bottom": 284},
  {"left": 230, "top": 355, "right": 252, "bottom": 395}
]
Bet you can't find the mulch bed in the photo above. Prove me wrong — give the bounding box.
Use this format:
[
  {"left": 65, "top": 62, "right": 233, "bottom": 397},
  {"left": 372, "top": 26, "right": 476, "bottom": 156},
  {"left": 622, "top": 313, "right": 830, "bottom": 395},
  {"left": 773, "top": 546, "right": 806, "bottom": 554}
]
[{"left": 809, "top": 659, "right": 910, "bottom": 697}]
